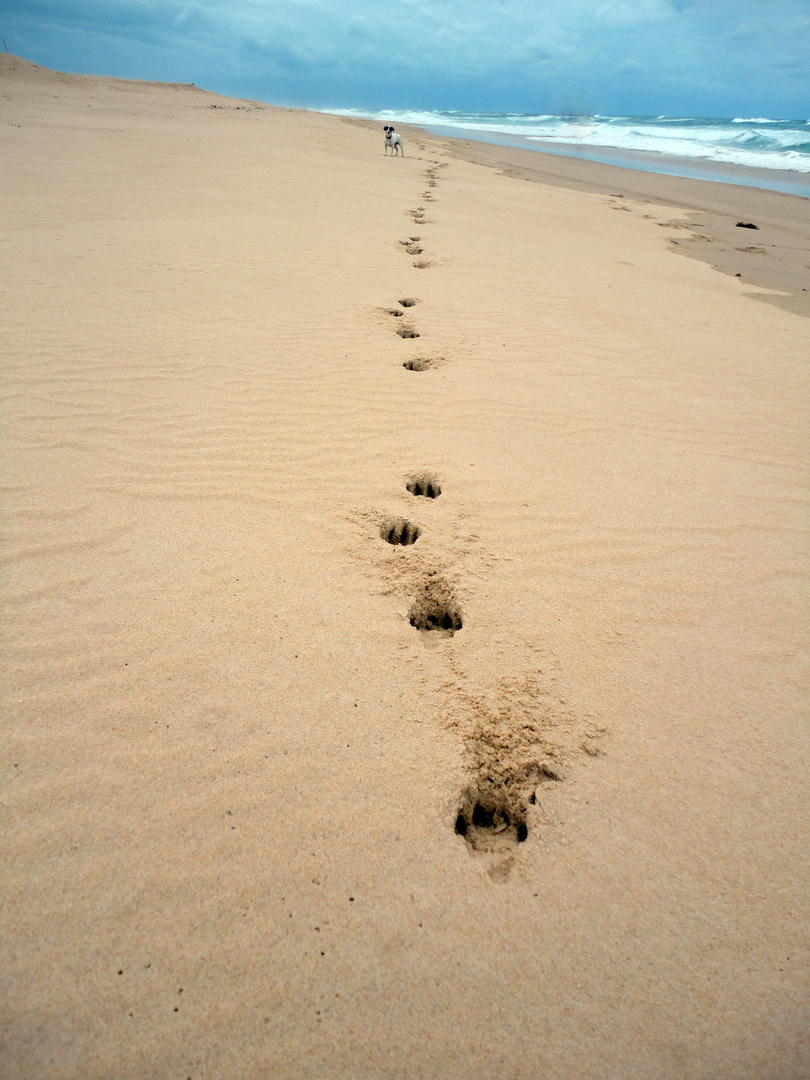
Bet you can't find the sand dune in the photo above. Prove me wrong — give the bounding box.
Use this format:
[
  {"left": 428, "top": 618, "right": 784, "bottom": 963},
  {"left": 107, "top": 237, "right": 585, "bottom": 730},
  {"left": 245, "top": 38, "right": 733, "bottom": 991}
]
[{"left": 2, "top": 56, "right": 808, "bottom": 1079}]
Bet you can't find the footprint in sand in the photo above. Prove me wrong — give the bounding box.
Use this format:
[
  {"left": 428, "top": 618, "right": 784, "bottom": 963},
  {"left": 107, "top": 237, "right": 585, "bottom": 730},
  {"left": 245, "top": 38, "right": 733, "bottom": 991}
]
[
  {"left": 403, "top": 357, "right": 442, "bottom": 372},
  {"left": 406, "top": 473, "right": 441, "bottom": 498},
  {"left": 454, "top": 768, "right": 560, "bottom": 853},
  {"left": 408, "top": 579, "right": 462, "bottom": 636},
  {"left": 453, "top": 695, "right": 565, "bottom": 858},
  {"left": 455, "top": 794, "right": 529, "bottom": 850},
  {"left": 380, "top": 517, "right": 421, "bottom": 546},
  {"left": 448, "top": 655, "right": 605, "bottom": 871}
]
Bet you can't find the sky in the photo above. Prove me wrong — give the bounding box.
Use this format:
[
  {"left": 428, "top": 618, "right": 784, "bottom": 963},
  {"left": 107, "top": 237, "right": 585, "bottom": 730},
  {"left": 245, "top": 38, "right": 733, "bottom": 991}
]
[{"left": 2, "top": 0, "right": 809, "bottom": 118}]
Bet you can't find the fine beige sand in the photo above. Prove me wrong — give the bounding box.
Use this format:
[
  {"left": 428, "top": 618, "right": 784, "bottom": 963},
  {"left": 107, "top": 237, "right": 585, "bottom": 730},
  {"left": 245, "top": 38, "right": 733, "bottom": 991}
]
[{"left": 2, "top": 56, "right": 809, "bottom": 1079}]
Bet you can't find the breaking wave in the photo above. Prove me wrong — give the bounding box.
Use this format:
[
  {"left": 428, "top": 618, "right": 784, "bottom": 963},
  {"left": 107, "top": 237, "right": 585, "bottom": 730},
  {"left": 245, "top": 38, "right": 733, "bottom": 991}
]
[{"left": 331, "top": 109, "right": 810, "bottom": 175}]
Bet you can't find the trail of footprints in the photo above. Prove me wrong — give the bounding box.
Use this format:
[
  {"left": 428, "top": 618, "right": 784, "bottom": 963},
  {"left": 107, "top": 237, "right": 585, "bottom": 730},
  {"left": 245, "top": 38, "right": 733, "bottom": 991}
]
[
  {"left": 366, "top": 158, "right": 584, "bottom": 870},
  {"left": 381, "top": 297, "right": 445, "bottom": 370}
]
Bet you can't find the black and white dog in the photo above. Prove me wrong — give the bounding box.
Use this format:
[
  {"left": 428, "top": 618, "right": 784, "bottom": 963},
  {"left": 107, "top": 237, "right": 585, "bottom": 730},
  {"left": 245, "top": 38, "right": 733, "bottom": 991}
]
[{"left": 384, "top": 125, "right": 404, "bottom": 156}]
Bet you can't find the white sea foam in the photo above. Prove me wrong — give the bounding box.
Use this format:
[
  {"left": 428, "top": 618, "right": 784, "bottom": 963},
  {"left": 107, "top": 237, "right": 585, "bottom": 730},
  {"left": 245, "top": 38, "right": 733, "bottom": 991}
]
[{"left": 330, "top": 108, "right": 810, "bottom": 176}]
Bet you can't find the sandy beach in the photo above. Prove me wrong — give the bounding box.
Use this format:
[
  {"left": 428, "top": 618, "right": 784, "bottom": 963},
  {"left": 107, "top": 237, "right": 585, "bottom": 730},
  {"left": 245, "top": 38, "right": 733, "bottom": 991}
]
[{"left": 2, "top": 56, "right": 809, "bottom": 1079}]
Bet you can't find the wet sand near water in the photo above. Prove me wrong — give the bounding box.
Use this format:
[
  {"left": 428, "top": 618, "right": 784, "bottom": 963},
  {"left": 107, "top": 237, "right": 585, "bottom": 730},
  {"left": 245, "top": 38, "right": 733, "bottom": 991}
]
[{"left": 354, "top": 116, "right": 810, "bottom": 320}]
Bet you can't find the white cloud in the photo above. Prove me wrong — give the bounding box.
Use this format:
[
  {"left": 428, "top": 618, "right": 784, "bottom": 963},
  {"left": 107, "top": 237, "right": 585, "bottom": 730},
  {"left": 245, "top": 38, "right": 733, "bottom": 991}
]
[
  {"left": 595, "top": 0, "right": 673, "bottom": 26},
  {"left": 4, "top": 0, "right": 810, "bottom": 116}
]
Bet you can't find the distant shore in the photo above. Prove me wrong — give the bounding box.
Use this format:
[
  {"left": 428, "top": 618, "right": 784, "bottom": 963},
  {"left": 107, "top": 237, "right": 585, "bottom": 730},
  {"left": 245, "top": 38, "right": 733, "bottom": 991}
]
[
  {"left": 324, "top": 110, "right": 810, "bottom": 196},
  {"left": 341, "top": 112, "right": 810, "bottom": 320},
  {"left": 417, "top": 124, "right": 810, "bottom": 197}
]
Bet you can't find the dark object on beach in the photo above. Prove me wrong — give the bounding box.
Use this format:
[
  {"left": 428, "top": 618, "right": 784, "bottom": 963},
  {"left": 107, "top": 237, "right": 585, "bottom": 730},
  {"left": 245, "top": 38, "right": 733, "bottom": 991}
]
[{"left": 735, "top": 221, "right": 759, "bottom": 230}]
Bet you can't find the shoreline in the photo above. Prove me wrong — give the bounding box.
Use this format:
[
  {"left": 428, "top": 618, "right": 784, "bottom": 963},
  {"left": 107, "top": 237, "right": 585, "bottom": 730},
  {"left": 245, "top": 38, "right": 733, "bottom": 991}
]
[
  {"left": 326, "top": 111, "right": 810, "bottom": 198},
  {"left": 418, "top": 124, "right": 810, "bottom": 198},
  {"left": 341, "top": 113, "right": 810, "bottom": 320},
  {"left": 5, "top": 53, "right": 808, "bottom": 319}
]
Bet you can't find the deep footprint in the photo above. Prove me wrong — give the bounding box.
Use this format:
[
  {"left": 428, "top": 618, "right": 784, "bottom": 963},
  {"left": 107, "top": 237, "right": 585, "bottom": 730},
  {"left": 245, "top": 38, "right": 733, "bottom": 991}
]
[
  {"left": 403, "top": 357, "right": 436, "bottom": 371},
  {"left": 455, "top": 761, "right": 560, "bottom": 852},
  {"left": 397, "top": 326, "right": 420, "bottom": 339},
  {"left": 381, "top": 518, "right": 421, "bottom": 546},
  {"left": 455, "top": 736, "right": 562, "bottom": 854},
  {"left": 408, "top": 587, "right": 462, "bottom": 635},
  {"left": 406, "top": 473, "right": 441, "bottom": 498},
  {"left": 454, "top": 787, "right": 528, "bottom": 851}
]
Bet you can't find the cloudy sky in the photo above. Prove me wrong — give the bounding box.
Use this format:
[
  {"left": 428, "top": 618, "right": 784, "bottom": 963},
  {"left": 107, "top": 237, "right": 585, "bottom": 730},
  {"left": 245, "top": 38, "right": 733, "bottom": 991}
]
[{"left": 3, "top": 0, "right": 809, "bottom": 118}]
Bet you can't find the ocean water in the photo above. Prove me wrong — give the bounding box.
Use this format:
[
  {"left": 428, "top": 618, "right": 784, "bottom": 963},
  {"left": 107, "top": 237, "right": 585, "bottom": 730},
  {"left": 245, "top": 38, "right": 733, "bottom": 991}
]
[{"left": 333, "top": 109, "right": 810, "bottom": 195}]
